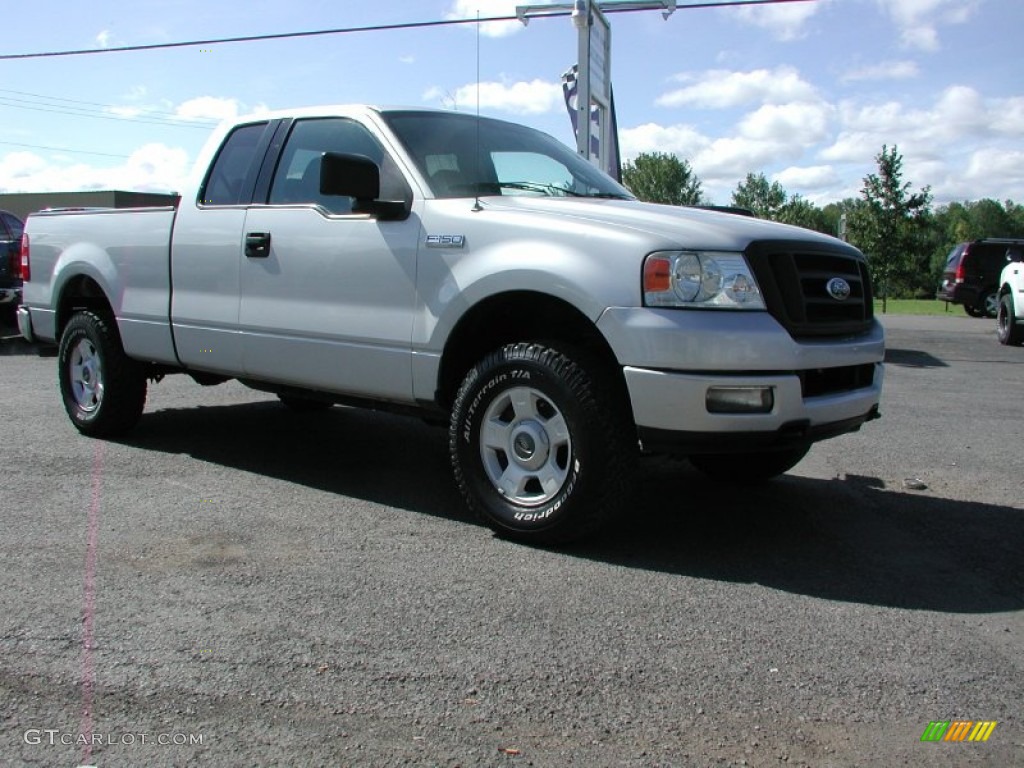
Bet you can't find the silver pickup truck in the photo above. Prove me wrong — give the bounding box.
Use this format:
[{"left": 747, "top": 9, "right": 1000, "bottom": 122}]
[{"left": 18, "top": 105, "right": 883, "bottom": 543}]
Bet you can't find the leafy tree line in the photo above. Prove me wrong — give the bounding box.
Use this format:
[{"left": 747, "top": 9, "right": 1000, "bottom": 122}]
[{"left": 621, "top": 150, "right": 1024, "bottom": 301}]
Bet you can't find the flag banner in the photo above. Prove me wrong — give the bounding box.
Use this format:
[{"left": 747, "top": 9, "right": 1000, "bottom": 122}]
[{"left": 561, "top": 64, "right": 621, "bottom": 182}]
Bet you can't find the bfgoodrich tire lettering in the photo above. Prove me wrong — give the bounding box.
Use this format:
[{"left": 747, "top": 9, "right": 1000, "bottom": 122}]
[
  {"left": 58, "top": 311, "right": 147, "bottom": 436},
  {"left": 449, "top": 343, "right": 633, "bottom": 544}
]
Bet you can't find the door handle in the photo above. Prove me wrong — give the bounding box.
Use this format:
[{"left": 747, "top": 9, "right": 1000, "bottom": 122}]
[{"left": 245, "top": 232, "right": 271, "bottom": 258}]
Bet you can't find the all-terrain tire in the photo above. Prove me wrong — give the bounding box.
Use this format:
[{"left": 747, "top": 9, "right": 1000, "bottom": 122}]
[
  {"left": 449, "top": 343, "right": 634, "bottom": 545},
  {"left": 997, "top": 293, "right": 1024, "bottom": 346},
  {"left": 58, "top": 311, "right": 147, "bottom": 436}
]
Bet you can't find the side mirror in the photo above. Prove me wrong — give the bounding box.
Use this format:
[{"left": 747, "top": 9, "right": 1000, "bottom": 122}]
[{"left": 320, "top": 152, "right": 410, "bottom": 221}]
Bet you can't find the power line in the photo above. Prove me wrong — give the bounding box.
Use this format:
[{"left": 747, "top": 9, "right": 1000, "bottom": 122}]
[
  {"left": 0, "top": 88, "right": 218, "bottom": 125},
  {"left": 0, "top": 140, "right": 131, "bottom": 159},
  {"left": 0, "top": 97, "right": 214, "bottom": 130},
  {"left": 0, "top": 1, "right": 815, "bottom": 61}
]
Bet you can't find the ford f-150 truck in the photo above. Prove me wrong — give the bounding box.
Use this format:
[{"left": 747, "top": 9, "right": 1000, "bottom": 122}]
[
  {"left": 18, "top": 105, "right": 883, "bottom": 543},
  {"left": 997, "top": 244, "right": 1024, "bottom": 345}
]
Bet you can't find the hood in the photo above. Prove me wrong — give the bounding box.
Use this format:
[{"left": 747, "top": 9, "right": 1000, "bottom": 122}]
[{"left": 481, "top": 196, "right": 857, "bottom": 255}]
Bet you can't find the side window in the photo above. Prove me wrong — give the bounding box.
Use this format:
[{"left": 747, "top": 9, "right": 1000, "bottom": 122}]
[
  {"left": 200, "top": 122, "right": 268, "bottom": 206},
  {"left": 2, "top": 214, "right": 23, "bottom": 238},
  {"left": 268, "top": 118, "right": 408, "bottom": 215}
]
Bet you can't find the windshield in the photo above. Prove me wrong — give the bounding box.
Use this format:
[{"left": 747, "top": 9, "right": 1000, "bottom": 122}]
[{"left": 382, "top": 110, "right": 633, "bottom": 200}]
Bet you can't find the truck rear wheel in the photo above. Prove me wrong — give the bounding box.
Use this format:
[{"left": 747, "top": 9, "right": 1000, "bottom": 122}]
[
  {"left": 449, "top": 343, "right": 633, "bottom": 544},
  {"left": 58, "top": 311, "right": 147, "bottom": 436},
  {"left": 689, "top": 445, "right": 810, "bottom": 484},
  {"left": 997, "top": 293, "right": 1023, "bottom": 345}
]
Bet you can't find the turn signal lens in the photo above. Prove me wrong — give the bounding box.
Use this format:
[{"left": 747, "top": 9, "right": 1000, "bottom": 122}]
[{"left": 643, "top": 256, "right": 671, "bottom": 293}]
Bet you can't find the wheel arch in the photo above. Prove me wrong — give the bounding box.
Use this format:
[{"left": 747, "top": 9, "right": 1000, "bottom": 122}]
[
  {"left": 436, "top": 291, "right": 629, "bottom": 416},
  {"left": 56, "top": 274, "right": 114, "bottom": 337}
]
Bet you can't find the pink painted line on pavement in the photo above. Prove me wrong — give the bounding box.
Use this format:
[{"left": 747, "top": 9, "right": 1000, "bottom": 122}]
[{"left": 78, "top": 440, "right": 105, "bottom": 766}]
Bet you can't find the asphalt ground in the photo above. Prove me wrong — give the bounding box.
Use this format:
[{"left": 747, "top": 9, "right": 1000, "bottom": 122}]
[{"left": 0, "top": 312, "right": 1021, "bottom": 767}]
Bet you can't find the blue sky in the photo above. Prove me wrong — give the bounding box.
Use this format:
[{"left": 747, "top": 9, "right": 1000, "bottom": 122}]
[{"left": 1, "top": 0, "right": 1021, "bottom": 205}]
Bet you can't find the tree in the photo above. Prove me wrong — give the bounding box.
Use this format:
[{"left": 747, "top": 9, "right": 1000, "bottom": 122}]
[
  {"left": 621, "top": 152, "right": 704, "bottom": 206},
  {"left": 846, "top": 145, "right": 931, "bottom": 312},
  {"left": 778, "top": 195, "right": 831, "bottom": 233},
  {"left": 731, "top": 172, "right": 788, "bottom": 219}
]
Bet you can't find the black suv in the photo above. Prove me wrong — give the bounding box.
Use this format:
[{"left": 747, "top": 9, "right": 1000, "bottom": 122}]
[
  {"left": 937, "top": 238, "right": 1024, "bottom": 318},
  {"left": 0, "top": 210, "right": 24, "bottom": 326}
]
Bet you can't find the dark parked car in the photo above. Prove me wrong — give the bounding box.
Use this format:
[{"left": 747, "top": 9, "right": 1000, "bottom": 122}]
[
  {"left": 937, "top": 238, "right": 1024, "bottom": 318},
  {"left": 0, "top": 210, "right": 24, "bottom": 325}
]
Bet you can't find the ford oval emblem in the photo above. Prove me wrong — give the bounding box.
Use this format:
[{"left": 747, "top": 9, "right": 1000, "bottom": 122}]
[{"left": 826, "top": 277, "right": 852, "bottom": 301}]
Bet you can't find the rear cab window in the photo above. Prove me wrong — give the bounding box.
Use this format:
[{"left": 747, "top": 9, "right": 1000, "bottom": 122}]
[{"left": 200, "top": 122, "right": 270, "bottom": 206}]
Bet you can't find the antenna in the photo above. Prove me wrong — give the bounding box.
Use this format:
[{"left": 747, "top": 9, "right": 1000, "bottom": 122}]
[{"left": 473, "top": 11, "right": 483, "bottom": 212}]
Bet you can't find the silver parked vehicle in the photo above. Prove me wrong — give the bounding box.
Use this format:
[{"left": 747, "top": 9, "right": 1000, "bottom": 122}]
[{"left": 18, "top": 106, "right": 883, "bottom": 544}]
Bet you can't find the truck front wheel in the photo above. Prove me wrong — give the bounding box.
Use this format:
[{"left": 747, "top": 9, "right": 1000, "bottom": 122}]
[
  {"left": 689, "top": 445, "right": 810, "bottom": 484},
  {"left": 58, "top": 311, "right": 147, "bottom": 436},
  {"left": 449, "top": 343, "right": 633, "bottom": 544},
  {"left": 997, "top": 293, "right": 1023, "bottom": 345}
]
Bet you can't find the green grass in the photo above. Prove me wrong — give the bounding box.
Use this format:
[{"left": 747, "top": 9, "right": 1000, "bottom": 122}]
[{"left": 873, "top": 299, "right": 959, "bottom": 316}]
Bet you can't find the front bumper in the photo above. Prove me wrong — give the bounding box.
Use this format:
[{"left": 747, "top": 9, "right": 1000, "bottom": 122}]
[
  {"left": 625, "top": 364, "right": 882, "bottom": 454},
  {"left": 596, "top": 307, "right": 884, "bottom": 453}
]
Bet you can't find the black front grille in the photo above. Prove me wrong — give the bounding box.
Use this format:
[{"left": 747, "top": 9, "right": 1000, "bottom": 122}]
[{"left": 747, "top": 241, "right": 874, "bottom": 338}]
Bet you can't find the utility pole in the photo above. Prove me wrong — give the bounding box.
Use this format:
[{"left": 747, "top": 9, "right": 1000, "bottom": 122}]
[{"left": 517, "top": 1, "right": 676, "bottom": 172}]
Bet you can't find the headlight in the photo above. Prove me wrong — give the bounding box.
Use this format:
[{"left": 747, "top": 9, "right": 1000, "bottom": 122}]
[{"left": 643, "top": 251, "right": 765, "bottom": 310}]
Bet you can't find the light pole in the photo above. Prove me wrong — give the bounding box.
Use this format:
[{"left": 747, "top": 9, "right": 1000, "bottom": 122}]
[{"left": 517, "top": 1, "right": 676, "bottom": 171}]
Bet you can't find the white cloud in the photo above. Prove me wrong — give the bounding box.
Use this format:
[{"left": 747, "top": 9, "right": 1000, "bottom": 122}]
[
  {"left": 834, "top": 86, "right": 1022, "bottom": 150},
  {"left": 693, "top": 136, "right": 803, "bottom": 179},
  {"left": 95, "top": 30, "right": 113, "bottom": 48},
  {"left": 818, "top": 132, "right": 878, "bottom": 164},
  {"left": 842, "top": 60, "right": 920, "bottom": 83},
  {"left": 657, "top": 67, "right": 818, "bottom": 109},
  {"left": 424, "top": 79, "right": 561, "bottom": 115},
  {"left": 174, "top": 97, "right": 268, "bottom": 122},
  {"left": 619, "top": 123, "right": 710, "bottom": 159},
  {"left": 730, "top": 0, "right": 824, "bottom": 41},
  {"left": 773, "top": 165, "right": 840, "bottom": 190},
  {"left": 738, "top": 102, "right": 833, "bottom": 144},
  {"left": 875, "top": 0, "right": 981, "bottom": 50},
  {"left": 964, "top": 149, "right": 1024, "bottom": 186},
  {"left": 0, "top": 144, "right": 190, "bottom": 194},
  {"left": 445, "top": 0, "right": 542, "bottom": 37}
]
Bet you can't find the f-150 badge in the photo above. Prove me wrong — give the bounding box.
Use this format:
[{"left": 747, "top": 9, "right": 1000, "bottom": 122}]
[{"left": 425, "top": 234, "right": 466, "bottom": 248}]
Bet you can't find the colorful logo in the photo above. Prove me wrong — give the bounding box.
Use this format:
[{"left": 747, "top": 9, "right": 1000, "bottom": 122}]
[{"left": 920, "top": 720, "right": 997, "bottom": 742}]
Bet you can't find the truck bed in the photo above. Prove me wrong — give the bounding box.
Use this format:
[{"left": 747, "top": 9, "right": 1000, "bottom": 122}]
[{"left": 22, "top": 206, "right": 180, "bottom": 364}]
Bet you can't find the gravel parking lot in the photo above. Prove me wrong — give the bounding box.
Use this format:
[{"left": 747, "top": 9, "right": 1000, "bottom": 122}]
[{"left": 1, "top": 313, "right": 1021, "bottom": 767}]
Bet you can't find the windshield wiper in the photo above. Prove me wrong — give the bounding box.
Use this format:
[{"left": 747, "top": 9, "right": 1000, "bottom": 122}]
[
  {"left": 580, "top": 192, "right": 632, "bottom": 200},
  {"left": 497, "top": 181, "right": 585, "bottom": 197}
]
